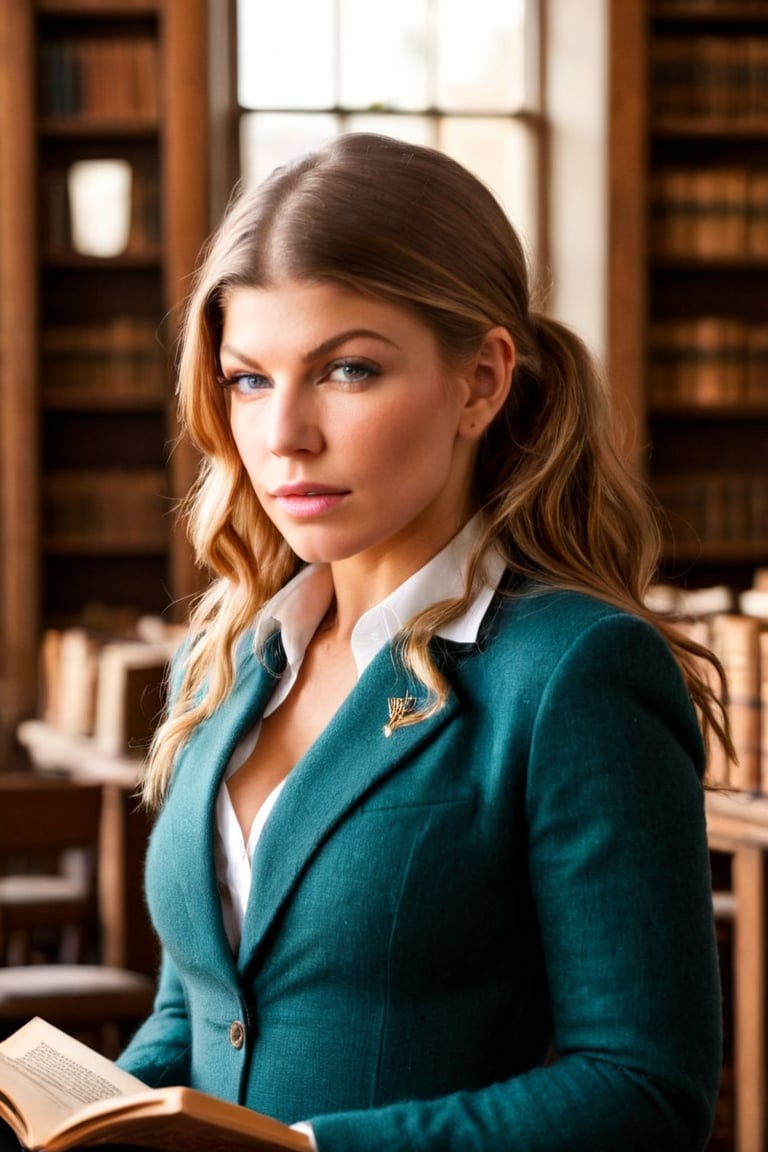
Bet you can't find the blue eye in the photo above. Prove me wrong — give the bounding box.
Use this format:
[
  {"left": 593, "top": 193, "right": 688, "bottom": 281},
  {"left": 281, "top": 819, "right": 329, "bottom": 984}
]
[
  {"left": 219, "top": 372, "right": 271, "bottom": 395},
  {"left": 326, "top": 360, "right": 376, "bottom": 385}
]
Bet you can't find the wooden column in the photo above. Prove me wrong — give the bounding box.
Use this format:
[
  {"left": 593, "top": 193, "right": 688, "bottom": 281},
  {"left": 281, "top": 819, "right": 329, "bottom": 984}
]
[
  {"left": 98, "top": 782, "right": 158, "bottom": 977},
  {"left": 161, "top": 0, "right": 210, "bottom": 618},
  {"left": 707, "top": 791, "right": 768, "bottom": 1152},
  {"left": 0, "top": 0, "right": 40, "bottom": 757},
  {"left": 732, "top": 844, "right": 767, "bottom": 1151},
  {"left": 606, "top": 0, "right": 649, "bottom": 472}
]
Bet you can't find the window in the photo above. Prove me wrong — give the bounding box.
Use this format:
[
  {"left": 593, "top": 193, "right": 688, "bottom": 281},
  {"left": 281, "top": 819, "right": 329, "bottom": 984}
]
[{"left": 235, "top": 0, "right": 544, "bottom": 259}]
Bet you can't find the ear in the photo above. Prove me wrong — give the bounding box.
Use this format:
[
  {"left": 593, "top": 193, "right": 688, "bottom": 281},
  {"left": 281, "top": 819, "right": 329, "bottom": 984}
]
[{"left": 458, "top": 327, "right": 515, "bottom": 440}]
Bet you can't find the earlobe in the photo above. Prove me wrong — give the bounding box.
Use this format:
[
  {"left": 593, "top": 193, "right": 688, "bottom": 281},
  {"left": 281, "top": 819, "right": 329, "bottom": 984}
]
[{"left": 460, "top": 327, "right": 515, "bottom": 439}]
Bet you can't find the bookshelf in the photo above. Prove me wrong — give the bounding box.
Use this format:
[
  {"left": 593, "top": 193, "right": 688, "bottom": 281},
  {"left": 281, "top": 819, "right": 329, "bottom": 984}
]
[
  {"left": 0, "top": 0, "right": 209, "bottom": 758},
  {"left": 609, "top": 0, "right": 768, "bottom": 594},
  {"left": 609, "top": 5, "right": 768, "bottom": 1150}
]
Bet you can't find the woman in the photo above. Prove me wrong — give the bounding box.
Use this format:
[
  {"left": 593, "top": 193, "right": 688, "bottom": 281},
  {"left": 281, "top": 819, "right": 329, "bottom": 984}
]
[{"left": 118, "top": 133, "right": 727, "bottom": 1151}]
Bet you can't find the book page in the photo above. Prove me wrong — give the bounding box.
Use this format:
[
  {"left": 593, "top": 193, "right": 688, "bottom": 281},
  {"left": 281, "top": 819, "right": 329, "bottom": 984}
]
[
  {"left": 0, "top": 1019, "right": 310, "bottom": 1152},
  {"left": 0, "top": 1018, "right": 145, "bottom": 1147},
  {"left": 47, "top": 1088, "right": 312, "bottom": 1152}
]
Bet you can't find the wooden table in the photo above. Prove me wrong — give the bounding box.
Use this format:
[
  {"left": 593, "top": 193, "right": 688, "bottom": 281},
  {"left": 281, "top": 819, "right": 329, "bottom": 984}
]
[
  {"left": 15, "top": 719, "right": 158, "bottom": 977},
  {"left": 706, "top": 789, "right": 768, "bottom": 1152}
]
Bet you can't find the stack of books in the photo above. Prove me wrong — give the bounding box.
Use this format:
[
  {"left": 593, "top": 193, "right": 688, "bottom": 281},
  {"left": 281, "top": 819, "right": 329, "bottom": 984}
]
[{"left": 649, "top": 571, "right": 768, "bottom": 791}]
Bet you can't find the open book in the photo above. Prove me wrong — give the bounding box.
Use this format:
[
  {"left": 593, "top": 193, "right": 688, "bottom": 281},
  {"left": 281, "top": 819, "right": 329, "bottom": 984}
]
[{"left": 0, "top": 1018, "right": 310, "bottom": 1151}]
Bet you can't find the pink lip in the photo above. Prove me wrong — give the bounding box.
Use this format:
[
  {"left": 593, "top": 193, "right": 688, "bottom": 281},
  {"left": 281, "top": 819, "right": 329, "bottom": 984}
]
[{"left": 271, "top": 484, "right": 348, "bottom": 517}]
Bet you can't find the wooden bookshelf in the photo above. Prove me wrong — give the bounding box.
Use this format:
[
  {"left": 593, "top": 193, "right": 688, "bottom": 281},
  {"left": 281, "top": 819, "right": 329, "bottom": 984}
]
[
  {"left": 609, "top": 4, "right": 768, "bottom": 1149},
  {"left": 609, "top": 0, "right": 768, "bottom": 594},
  {"left": 0, "top": 0, "right": 209, "bottom": 759}
]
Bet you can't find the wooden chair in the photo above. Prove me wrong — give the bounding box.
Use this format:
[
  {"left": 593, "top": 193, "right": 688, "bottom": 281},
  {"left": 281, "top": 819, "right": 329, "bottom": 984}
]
[
  {"left": 0, "top": 773, "right": 155, "bottom": 1056},
  {"left": 0, "top": 774, "right": 100, "bottom": 965}
]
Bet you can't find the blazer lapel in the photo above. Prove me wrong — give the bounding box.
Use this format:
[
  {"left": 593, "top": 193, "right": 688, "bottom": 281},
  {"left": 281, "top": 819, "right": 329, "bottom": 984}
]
[
  {"left": 237, "top": 641, "right": 463, "bottom": 970},
  {"left": 163, "top": 634, "right": 287, "bottom": 980}
]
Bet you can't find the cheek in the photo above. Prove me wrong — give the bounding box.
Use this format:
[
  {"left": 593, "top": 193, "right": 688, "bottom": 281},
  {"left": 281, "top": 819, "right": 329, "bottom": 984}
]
[
  {"left": 228, "top": 407, "right": 260, "bottom": 465},
  {"left": 367, "top": 382, "right": 457, "bottom": 452},
  {"left": 385, "top": 395, "right": 461, "bottom": 465},
  {"left": 345, "top": 413, "right": 426, "bottom": 478}
]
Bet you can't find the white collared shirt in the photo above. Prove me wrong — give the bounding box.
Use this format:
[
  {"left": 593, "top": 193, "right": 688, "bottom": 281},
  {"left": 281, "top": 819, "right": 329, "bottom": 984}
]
[{"left": 214, "top": 516, "right": 504, "bottom": 952}]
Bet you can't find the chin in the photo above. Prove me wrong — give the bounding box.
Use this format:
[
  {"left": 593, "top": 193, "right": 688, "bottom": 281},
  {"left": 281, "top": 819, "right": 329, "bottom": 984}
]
[
  {"left": 279, "top": 535, "right": 349, "bottom": 566},
  {"left": 280, "top": 530, "right": 376, "bottom": 567}
]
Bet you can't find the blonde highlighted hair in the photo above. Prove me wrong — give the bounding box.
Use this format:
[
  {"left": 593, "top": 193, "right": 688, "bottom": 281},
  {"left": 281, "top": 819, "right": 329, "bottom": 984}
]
[{"left": 142, "top": 133, "right": 730, "bottom": 808}]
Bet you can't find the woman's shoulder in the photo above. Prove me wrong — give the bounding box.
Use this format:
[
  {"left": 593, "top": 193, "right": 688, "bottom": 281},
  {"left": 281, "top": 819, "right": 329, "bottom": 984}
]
[
  {"left": 490, "top": 581, "right": 637, "bottom": 640},
  {"left": 476, "top": 582, "right": 700, "bottom": 750},
  {"left": 480, "top": 581, "right": 675, "bottom": 680}
]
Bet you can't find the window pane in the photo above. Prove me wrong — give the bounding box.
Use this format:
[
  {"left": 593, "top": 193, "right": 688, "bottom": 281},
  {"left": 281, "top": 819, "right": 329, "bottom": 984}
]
[
  {"left": 240, "top": 113, "right": 340, "bottom": 186},
  {"left": 234, "top": 2, "right": 541, "bottom": 265},
  {"left": 237, "top": 0, "right": 335, "bottom": 109},
  {"left": 338, "top": 0, "right": 430, "bottom": 109},
  {"left": 343, "top": 115, "right": 434, "bottom": 148},
  {"left": 436, "top": 0, "right": 528, "bottom": 111},
  {"left": 439, "top": 117, "right": 537, "bottom": 249}
]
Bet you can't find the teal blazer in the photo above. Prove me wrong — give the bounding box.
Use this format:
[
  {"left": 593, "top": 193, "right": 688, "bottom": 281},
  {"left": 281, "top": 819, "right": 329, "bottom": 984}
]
[{"left": 118, "top": 586, "right": 722, "bottom": 1151}]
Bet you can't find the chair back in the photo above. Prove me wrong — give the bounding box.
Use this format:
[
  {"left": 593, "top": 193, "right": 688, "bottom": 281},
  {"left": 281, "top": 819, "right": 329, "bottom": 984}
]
[
  {"left": 0, "top": 773, "right": 103, "bottom": 965},
  {"left": 0, "top": 773, "right": 103, "bottom": 855},
  {"left": 0, "top": 773, "right": 156, "bottom": 1056}
]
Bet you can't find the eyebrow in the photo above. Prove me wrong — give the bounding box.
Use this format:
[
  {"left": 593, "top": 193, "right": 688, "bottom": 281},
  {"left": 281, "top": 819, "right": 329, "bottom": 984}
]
[{"left": 220, "top": 328, "right": 400, "bottom": 367}]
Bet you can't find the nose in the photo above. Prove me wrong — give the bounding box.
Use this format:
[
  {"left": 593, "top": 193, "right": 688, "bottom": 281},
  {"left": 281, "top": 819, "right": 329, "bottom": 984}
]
[{"left": 265, "top": 382, "right": 323, "bottom": 457}]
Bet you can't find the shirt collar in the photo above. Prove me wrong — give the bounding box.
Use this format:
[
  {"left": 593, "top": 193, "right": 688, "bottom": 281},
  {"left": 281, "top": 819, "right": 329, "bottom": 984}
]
[{"left": 254, "top": 515, "right": 505, "bottom": 679}]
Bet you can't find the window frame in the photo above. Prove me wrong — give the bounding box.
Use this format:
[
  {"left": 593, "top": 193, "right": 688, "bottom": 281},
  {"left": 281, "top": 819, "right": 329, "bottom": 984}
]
[{"left": 209, "top": 0, "right": 548, "bottom": 275}]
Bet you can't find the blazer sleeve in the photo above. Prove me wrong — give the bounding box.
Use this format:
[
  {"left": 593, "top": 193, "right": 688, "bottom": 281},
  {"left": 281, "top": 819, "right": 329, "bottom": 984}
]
[
  {"left": 309, "top": 613, "right": 722, "bottom": 1152},
  {"left": 116, "top": 948, "right": 193, "bottom": 1087}
]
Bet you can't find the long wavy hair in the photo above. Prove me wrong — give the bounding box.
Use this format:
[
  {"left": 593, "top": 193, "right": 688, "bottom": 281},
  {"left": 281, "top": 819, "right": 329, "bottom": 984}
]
[{"left": 142, "top": 132, "right": 731, "bottom": 808}]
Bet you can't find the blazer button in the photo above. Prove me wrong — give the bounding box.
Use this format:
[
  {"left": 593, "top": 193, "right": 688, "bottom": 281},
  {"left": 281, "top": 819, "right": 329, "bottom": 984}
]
[{"left": 229, "top": 1020, "right": 245, "bottom": 1049}]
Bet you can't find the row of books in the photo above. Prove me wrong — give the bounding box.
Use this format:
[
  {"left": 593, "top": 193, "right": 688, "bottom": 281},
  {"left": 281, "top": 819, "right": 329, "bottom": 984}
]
[
  {"left": 39, "top": 37, "right": 159, "bottom": 120},
  {"left": 39, "top": 616, "right": 183, "bottom": 758},
  {"left": 649, "top": 575, "right": 768, "bottom": 792},
  {"left": 654, "top": 472, "right": 768, "bottom": 549},
  {"left": 43, "top": 469, "right": 170, "bottom": 553},
  {"left": 41, "top": 163, "right": 161, "bottom": 257},
  {"left": 41, "top": 319, "right": 169, "bottom": 409},
  {"left": 650, "top": 168, "right": 768, "bottom": 259},
  {"left": 651, "top": 36, "right": 768, "bottom": 121},
  {"left": 649, "top": 317, "right": 768, "bottom": 407}
]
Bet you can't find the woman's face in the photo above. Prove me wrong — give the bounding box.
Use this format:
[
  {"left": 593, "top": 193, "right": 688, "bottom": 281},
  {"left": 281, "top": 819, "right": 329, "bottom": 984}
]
[{"left": 220, "top": 280, "right": 486, "bottom": 584}]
